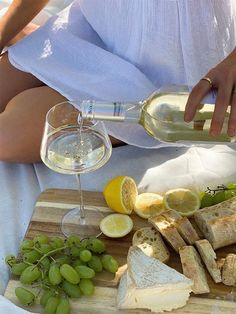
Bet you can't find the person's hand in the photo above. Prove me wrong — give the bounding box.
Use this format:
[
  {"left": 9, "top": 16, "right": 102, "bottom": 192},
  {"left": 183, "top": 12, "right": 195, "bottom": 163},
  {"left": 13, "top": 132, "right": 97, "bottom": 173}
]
[{"left": 184, "top": 48, "right": 236, "bottom": 137}]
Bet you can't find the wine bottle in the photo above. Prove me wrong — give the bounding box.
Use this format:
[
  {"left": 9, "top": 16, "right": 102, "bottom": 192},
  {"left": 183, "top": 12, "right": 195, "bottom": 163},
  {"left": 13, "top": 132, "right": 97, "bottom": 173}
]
[{"left": 76, "top": 85, "right": 235, "bottom": 143}]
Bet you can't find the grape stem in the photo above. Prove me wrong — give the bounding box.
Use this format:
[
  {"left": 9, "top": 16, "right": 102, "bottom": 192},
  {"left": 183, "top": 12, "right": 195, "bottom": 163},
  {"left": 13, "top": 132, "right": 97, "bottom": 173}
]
[
  {"left": 33, "top": 246, "right": 67, "bottom": 269},
  {"left": 206, "top": 185, "right": 235, "bottom": 195}
]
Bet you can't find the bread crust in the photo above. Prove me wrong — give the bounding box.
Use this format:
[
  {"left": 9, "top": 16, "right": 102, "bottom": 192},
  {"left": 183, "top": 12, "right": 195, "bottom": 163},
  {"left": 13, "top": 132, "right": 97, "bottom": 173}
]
[
  {"left": 222, "top": 253, "right": 236, "bottom": 286},
  {"left": 195, "top": 239, "right": 221, "bottom": 283},
  {"left": 149, "top": 215, "right": 186, "bottom": 253},
  {"left": 132, "top": 227, "right": 170, "bottom": 263},
  {"left": 179, "top": 245, "right": 210, "bottom": 294},
  {"left": 162, "top": 210, "right": 200, "bottom": 244},
  {"left": 194, "top": 196, "right": 236, "bottom": 249}
]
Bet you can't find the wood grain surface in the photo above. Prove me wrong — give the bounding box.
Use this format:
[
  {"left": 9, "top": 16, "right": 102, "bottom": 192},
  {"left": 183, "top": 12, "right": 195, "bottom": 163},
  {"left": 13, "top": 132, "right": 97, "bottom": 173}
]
[{"left": 4, "top": 188, "right": 236, "bottom": 314}]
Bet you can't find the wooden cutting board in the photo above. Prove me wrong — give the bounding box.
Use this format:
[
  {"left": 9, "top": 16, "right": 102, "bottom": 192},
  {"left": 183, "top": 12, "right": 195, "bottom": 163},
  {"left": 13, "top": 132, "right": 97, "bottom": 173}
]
[{"left": 4, "top": 188, "right": 236, "bottom": 314}]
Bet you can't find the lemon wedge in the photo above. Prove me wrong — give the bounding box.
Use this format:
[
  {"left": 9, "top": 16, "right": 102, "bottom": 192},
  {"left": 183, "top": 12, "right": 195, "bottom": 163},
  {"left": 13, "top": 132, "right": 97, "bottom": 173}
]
[
  {"left": 103, "top": 176, "right": 138, "bottom": 214},
  {"left": 100, "top": 214, "right": 133, "bottom": 238},
  {"left": 134, "top": 193, "right": 164, "bottom": 219},
  {"left": 163, "top": 188, "right": 200, "bottom": 217}
]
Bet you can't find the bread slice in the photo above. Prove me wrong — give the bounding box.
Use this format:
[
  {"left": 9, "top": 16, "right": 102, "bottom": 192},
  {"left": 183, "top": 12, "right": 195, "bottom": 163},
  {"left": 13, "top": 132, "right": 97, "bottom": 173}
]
[
  {"left": 149, "top": 215, "right": 186, "bottom": 252},
  {"left": 194, "top": 196, "right": 236, "bottom": 249},
  {"left": 162, "top": 210, "right": 200, "bottom": 244},
  {"left": 195, "top": 239, "right": 221, "bottom": 283},
  {"left": 222, "top": 254, "right": 236, "bottom": 286},
  {"left": 132, "top": 227, "right": 170, "bottom": 263},
  {"left": 179, "top": 245, "right": 210, "bottom": 294},
  {"left": 117, "top": 246, "right": 193, "bottom": 313}
]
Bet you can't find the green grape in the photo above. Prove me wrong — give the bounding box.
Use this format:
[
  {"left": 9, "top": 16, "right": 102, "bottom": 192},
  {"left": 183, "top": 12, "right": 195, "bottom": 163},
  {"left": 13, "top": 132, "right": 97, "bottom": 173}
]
[
  {"left": 87, "top": 238, "right": 106, "bottom": 254},
  {"left": 23, "top": 250, "right": 42, "bottom": 263},
  {"left": 20, "top": 239, "right": 34, "bottom": 253},
  {"left": 20, "top": 265, "right": 41, "bottom": 284},
  {"left": 213, "top": 191, "right": 226, "bottom": 205},
  {"left": 66, "top": 235, "right": 81, "bottom": 247},
  {"left": 54, "top": 255, "right": 71, "bottom": 266},
  {"left": 226, "top": 183, "right": 236, "bottom": 189},
  {"left": 60, "top": 264, "right": 80, "bottom": 284},
  {"left": 225, "top": 189, "right": 236, "bottom": 200},
  {"left": 49, "top": 263, "right": 62, "bottom": 285},
  {"left": 62, "top": 281, "right": 81, "bottom": 298},
  {"left": 39, "top": 256, "right": 51, "bottom": 271},
  {"left": 72, "top": 259, "right": 87, "bottom": 268},
  {"left": 5, "top": 255, "right": 17, "bottom": 267},
  {"left": 39, "top": 243, "right": 53, "bottom": 254},
  {"left": 56, "top": 298, "right": 70, "bottom": 314},
  {"left": 79, "top": 249, "right": 92, "bottom": 262},
  {"left": 87, "top": 256, "right": 103, "bottom": 272},
  {"left": 33, "top": 234, "right": 49, "bottom": 245},
  {"left": 200, "top": 192, "right": 214, "bottom": 208},
  {"left": 70, "top": 246, "right": 82, "bottom": 257},
  {"left": 11, "top": 262, "right": 28, "bottom": 276},
  {"left": 15, "top": 287, "right": 35, "bottom": 306},
  {"left": 50, "top": 237, "right": 65, "bottom": 249},
  {"left": 44, "top": 296, "right": 60, "bottom": 314},
  {"left": 75, "top": 265, "right": 95, "bottom": 279},
  {"left": 40, "top": 289, "right": 55, "bottom": 307},
  {"left": 101, "top": 255, "right": 119, "bottom": 273},
  {"left": 79, "top": 279, "right": 94, "bottom": 296}
]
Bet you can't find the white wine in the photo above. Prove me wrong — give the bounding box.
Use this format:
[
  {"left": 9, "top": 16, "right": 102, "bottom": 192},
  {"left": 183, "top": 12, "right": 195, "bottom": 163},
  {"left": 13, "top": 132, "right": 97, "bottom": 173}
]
[
  {"left": 78, "top": 86, "right": 235, "bottom": 143},
  {"left": 41, "top": 126, "right": 111, "bottom": 174}
]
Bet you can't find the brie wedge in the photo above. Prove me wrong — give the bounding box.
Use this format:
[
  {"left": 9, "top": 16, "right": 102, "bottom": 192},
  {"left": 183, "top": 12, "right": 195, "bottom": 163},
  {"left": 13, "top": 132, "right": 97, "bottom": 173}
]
[{"left": 117, "top": 246, "right": 193, "bottom": 313}]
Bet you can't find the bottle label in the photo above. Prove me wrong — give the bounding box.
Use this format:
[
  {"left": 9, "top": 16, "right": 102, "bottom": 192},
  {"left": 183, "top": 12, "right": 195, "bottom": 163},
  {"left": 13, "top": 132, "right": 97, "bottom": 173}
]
[{"left": 81, "top": 101, "right": 126, "bottom": 121}]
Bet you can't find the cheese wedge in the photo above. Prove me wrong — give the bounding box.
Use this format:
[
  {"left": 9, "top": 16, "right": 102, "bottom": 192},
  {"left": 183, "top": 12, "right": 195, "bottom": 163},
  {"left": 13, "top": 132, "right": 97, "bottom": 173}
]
[{"left": 117, "top": 246, "right": 193, "bottom": 313}]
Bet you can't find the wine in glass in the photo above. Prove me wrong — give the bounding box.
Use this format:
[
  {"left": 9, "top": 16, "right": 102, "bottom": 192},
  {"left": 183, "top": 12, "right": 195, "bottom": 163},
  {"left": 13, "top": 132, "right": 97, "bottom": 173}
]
[{"left": 40, "top": 101, "right": 112, "bottom": 237}]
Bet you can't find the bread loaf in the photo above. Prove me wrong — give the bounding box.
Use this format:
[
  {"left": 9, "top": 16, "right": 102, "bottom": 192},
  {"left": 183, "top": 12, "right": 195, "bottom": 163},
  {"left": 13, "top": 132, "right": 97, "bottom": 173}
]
[{"left": 194, "top": 196, "right": 236, "bottom": 249}]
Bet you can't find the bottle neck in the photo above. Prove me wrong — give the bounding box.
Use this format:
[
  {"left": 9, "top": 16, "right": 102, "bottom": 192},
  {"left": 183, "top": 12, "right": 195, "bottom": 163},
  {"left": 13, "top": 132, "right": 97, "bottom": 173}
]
[{"left": 80, "top": 101, "right": 142, "bottom": 122}]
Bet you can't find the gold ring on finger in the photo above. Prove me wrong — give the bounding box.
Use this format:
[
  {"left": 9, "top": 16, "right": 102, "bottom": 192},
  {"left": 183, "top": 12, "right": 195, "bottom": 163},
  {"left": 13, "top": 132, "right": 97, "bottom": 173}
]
[{"left": 200, "top": 76, "right": 213, "bottom": 88}]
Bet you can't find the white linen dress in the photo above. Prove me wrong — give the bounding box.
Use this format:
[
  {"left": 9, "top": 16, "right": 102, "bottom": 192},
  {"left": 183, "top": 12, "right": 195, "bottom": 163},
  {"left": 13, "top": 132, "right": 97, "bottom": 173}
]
[{"left": 8, "top": 0, "right": 236, "bottom": 148}]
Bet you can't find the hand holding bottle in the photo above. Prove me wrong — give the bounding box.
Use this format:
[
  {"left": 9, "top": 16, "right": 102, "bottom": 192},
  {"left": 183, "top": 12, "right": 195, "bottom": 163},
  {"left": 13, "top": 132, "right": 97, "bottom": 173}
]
[{"left": 184, "top": 47, "right": 236, "bottom": 137}]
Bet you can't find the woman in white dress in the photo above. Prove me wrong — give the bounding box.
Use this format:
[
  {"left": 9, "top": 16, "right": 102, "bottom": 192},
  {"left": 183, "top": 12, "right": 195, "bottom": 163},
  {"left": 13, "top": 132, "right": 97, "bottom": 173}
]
[{"left": 0, "top": 0, "right": 235, "bottom": 162}]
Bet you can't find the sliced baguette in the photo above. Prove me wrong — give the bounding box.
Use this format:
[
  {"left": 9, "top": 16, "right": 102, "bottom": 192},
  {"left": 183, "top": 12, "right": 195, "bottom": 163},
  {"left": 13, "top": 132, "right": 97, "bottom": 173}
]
[
  {"left": 179, "top": 245, "right": 210, "bottom": 294},
  {"left": 149, "top": 215, "right": 186, "bottom": 253},
  {"left": 222, "top": 253, "right": 236, "bottom": 286},
  {"left": 194, "top": 196, "right": 236, "bottom": 249},
  {"left": 195, "top": 239, "right": 221, "bottom": 283},
  {"left": 162, "top": 210, "right": 200, "bottom": 244},
  {"left": 132, "top": 227, "right": 170, "bottom": 263}
]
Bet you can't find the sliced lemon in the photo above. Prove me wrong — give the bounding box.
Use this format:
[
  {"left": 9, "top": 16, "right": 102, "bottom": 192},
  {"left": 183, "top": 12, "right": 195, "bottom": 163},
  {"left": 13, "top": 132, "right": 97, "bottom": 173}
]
[
  {"left": 100, "top": 213, "right": 133, "bottom": 238},
  {"left": 103, "top": 176, "right": 138, "bottom": 214},
  {"left": 134, "top": 193, "right": 164, "bottom": 219},
  {"left": 163, "top": 188, "right": 200, "bottom": 217}
]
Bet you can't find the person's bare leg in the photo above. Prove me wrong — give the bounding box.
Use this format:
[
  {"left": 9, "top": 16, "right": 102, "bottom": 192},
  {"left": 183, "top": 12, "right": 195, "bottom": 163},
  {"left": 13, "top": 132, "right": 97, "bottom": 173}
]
[
  {"left": 0, "top": 86, "right": 67, "bottom": 163},
  {"left": 0, "top": 52, "right": 44, "bottom": 112}
]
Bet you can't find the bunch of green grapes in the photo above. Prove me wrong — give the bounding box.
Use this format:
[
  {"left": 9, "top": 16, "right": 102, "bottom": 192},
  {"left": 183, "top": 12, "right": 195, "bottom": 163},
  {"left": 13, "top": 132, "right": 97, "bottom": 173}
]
[
  {"left": 5, "top": 234, "right": 119, "bottom": 314},
  {"left": 199, "top": 183, "right": 236, "bottom": 208}
]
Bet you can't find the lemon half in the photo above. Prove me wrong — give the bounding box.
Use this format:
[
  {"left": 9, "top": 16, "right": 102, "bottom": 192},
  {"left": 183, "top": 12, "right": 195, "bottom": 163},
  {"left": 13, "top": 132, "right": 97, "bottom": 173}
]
[
  {"left": 103, "top": 176, "right": 138, "bottom": 214},
  {"left": 134, "top": 193, "right": 164, "bottom": 219},
  {"left": 100, "top": 213, "right": 133, "bottom": 238},
  {"left": 163, "top": 188, "right": 200, "bottom": 217}
]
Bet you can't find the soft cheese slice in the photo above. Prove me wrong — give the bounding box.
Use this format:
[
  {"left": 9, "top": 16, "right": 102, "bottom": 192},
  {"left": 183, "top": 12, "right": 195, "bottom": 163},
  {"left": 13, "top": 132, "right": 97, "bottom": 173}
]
[{"left": 117, "top": 246, "right": 193, "bottom": 313}]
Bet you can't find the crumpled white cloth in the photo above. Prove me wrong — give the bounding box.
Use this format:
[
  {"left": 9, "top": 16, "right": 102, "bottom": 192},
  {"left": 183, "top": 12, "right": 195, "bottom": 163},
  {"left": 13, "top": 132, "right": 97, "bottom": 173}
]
[{"left": 138, "top": 144, "right": 236, "bottom": 194}]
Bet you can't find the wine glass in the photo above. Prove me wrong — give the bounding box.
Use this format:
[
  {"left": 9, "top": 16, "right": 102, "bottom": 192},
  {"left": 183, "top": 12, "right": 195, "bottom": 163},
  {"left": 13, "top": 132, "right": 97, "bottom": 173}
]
[{"left": 40, "top": 101, "right": 112, "bottom": 237}]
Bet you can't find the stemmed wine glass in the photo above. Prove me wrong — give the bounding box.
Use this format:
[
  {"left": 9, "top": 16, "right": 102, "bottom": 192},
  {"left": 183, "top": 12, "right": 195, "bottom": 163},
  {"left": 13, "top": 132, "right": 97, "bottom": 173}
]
[{"left": 40, "top": 101, "right": 112, "bottom": 237}]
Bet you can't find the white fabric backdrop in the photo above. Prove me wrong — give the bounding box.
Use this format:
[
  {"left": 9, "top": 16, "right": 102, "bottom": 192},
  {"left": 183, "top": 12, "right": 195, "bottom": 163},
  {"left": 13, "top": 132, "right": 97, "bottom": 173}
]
[{"left": 0, "top": 1, "right": 236, "bottom": 314}]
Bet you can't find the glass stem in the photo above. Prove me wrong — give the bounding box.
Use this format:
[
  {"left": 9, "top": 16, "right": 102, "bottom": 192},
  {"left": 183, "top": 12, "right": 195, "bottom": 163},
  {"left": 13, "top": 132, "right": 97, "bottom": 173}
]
[{"left": 76, "top": 174, "right": 85, "bottom": 222}]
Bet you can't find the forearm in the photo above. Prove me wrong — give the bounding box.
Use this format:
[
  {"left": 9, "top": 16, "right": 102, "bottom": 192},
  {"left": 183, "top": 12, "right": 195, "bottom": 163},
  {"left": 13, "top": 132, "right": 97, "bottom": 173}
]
[{"left": 0, "top": 0, "right": 49, "bottom": 48}]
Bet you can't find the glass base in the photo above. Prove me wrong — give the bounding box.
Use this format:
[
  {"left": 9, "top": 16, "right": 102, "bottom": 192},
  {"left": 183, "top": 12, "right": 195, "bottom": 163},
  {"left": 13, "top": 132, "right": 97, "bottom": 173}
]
[{"left": 61, "top": 206, "right": 104, "bottom": 238}]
